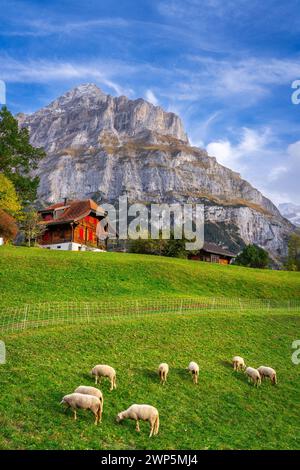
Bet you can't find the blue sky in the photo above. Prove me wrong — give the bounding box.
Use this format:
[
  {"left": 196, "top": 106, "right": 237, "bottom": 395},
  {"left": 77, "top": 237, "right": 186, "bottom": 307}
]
[{"left": 1, "top": 0, "right": 300, "bottom": 205}]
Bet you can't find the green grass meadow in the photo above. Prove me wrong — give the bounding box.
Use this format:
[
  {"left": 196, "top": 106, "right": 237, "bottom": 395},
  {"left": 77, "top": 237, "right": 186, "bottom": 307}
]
[
  {"left": 0, "top": 246, "right": 300, "bottom": 450},
  {"left": 1, "top": 246, "right": 300, "bottom": 306},
  {"left": 0, "top": 311, "right": 299, "bottom": 450}
]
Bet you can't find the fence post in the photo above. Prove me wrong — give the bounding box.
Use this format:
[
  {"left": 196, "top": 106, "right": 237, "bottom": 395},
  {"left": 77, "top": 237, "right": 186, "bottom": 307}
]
[{"left": 23, "top": 305, "right": 28, "bottom": 330}]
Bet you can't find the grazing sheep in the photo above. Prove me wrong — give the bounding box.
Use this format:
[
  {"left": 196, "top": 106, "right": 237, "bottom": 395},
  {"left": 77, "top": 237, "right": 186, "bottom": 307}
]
[
  {"left": 116, "top": 404, "right": 159, "bottom": 437},
  {"left": 232, "top": 356, "right": 246, "bottom": 371},
  {"left": 257, "top": 366, "right": 277, "bottom": 385},
  {"left": 74, "top": 386, "right": 104, "bottom": 422},
  {"left": 60, "top": 393, "right": 101, "bottom": 425},
  {"left": 91, "top": 365, "right": 116, "bottom": 391},
  {"left": 187, "top": 361, "right": 199, "bottom": 384},
  {"left": 158, "top": 363, "right": 169, "bottom": 385},
  {"left": 245, "top": 367, "right": 261, "bottom": 386}
]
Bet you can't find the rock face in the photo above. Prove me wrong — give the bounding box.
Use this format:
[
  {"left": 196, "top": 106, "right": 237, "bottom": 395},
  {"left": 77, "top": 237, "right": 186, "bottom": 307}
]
[{"left": 18, "top": 83, "right": 293, "bottom": 257}]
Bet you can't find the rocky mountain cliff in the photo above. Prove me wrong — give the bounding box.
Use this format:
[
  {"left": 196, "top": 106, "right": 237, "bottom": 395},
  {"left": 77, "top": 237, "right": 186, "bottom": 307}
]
[{"left": 17, "top": 83, "right": 293, "bottom": 257}]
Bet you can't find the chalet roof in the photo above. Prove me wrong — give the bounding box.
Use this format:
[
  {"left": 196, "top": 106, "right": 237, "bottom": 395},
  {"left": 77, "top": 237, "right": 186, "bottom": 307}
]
[
  {"left": 39, "top": 199, "right": 106, "bottom": 225},
  {"left": 201, "top": 242, "right": 236, "bottom": 258}
]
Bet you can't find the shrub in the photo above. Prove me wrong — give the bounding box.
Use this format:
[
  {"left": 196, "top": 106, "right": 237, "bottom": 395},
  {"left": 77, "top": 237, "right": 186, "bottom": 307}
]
[
  {"left": 235, "top": 244, "right": 270, "bottom": 269},
  {"left": 0, "top": 209, "right": 18, "bottom": 242}
]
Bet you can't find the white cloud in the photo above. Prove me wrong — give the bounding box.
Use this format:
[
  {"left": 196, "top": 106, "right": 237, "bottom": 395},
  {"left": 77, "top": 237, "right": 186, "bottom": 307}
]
[
  {"left": 268, "top": 166, "right": 288, "bottom": 182},
  {"left": 206, "top": 127, "right": 272, "bottom": 171},
  {"left": 145, "top": 89, "right": 159, "bottom": 106},
  {"left": 206, "top": 129, "right": 300, "bottom": 205},
  {"left": 0, "top": 55, "right": 136, "bottom": 97},
  {"left": 184, "top": 56, "right": 300, "bottom": 103},
  {"left": 287, "top": 140, "right": 300, "bottom": 159}
]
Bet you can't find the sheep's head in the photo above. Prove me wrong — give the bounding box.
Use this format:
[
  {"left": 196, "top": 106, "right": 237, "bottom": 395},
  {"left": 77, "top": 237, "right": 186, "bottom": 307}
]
[{"left": 116, "top": 412, "right": 123, "bottom": 423}]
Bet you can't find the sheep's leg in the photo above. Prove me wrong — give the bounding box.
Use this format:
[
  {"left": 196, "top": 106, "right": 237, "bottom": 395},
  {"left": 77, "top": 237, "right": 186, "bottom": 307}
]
[
  {"left": 63, "top": 404, "right": 69, "bottom": 413},
  {"left": 149, "top": 419, "right": 155, "bottom": 437},
  {"left": 95, "top": 376, "right": 98, "bottom": 385},
  {"left": 99, "top": 404, "right": 103, "bottom": 423},
  {"left": 73, "top": 410, "right": 77, "bottom": 421},
  {"left": 114, "top": 376, "right": 117, "bottom": 389},
  {"left": 136, "top": 420, "right": 140, "bottom": 432}
]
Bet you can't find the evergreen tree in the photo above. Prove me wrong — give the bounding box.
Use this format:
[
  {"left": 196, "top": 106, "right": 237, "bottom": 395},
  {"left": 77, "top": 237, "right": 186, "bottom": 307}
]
[
  {"left": 0, "top": 106, "right": 45, "bottom": 205},
  {"left": 235, "top": 244, "right": 269, "bottom": 269},
  {"left": 286, "top": 233, "right": 300, "bottom": 271}
]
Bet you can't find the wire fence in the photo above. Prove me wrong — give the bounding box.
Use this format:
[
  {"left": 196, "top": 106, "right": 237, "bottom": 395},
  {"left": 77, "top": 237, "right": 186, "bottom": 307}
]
[{"left": 0, "top": 297, "right": 300, "bottom": 334}]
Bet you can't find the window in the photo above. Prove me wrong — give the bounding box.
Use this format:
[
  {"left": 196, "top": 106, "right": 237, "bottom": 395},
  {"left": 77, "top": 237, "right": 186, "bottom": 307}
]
[
  {"left": 53, "top": 208, "right": 65, "bottom": 219},
  {"left": 79, "top": 227, "right": 84, "bottom": 239},
  {"left": 88, "top": 229, "right": 93, "bottom": 241}
]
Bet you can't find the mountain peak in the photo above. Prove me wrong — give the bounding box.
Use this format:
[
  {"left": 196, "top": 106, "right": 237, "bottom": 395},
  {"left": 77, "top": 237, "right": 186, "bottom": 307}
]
[
  {"left": 23, "top": 82, "right": 188, "bottom": 143},
  {"left": 68, "top": 83, "right": 106, "bottom": 96}
]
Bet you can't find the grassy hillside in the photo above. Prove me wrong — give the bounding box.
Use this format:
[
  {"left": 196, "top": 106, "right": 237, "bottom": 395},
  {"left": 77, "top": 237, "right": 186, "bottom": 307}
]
[
  {"left": 0, "top": 246, "right": 300, "bottom": 307},
  {"left": 0, "top": 311, "right": 299, "bottom": 450}
]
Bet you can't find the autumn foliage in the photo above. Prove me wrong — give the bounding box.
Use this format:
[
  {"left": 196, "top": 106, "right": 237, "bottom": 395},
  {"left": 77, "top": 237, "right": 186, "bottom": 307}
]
[{"left": 0, "top": 208, "right": 18, "bottom": 242}]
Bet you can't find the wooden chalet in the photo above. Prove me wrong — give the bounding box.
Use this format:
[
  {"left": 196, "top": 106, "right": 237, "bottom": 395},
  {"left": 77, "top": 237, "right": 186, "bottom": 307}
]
[
  {"left": 38, "top": 199, "right": 109, "bottom": 251},
  {"left": 189, "top": 242, "right": 236, "bottom": 265}
]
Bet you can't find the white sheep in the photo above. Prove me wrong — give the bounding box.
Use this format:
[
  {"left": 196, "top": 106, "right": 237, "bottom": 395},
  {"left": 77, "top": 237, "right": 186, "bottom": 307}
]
[
  {"left": 245, "top": 367, "right": 261, "bottom": 386},
  {"left": 116, "top": 404, "right": 159, "bottom": 437},
  {"left": 158, "top": 363, "right": 169, "bottom": 385},
  {"left": 232, "top": 356, "right": 246, "bottom": 371},
  {"left": 60, "top": 393, "right": 101, "bottom": 425},
  {"left": 91, "top": 365, "right": 116, "bottom": 391},
  {"left": 74, "top": 386, "right": 104, "bottom": 422},
  {"left": 187, "top": 361, "right": 199, "bottom": 384},
  {"left": 257, "top": 366, "right": 277, "bottom": 385}
]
